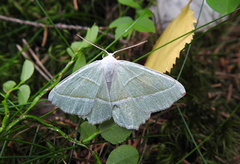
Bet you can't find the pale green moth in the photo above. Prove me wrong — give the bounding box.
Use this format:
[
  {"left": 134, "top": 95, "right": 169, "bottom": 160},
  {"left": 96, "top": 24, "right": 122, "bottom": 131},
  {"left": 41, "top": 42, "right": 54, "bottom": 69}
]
[{"left": 48, "top": 35, "right": 186, "bottom": 129}]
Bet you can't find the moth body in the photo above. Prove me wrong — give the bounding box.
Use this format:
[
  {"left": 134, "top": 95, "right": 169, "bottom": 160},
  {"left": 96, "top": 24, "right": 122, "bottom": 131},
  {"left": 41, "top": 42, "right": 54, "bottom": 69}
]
[
  {"left": 49, "top": 38, "right": 186, "bottom": 129},
  {"left": 101, "top": 54, "right": 117, "bottom": 92}
]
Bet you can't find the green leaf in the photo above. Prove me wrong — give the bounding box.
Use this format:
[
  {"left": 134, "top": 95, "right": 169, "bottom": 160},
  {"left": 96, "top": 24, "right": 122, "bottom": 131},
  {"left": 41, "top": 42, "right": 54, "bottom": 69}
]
[
  {"left": 81, "top": 25, "right": 99, "bottom": 48},
  {"left": 110, "top": 13, "right": 155, "bottom": 38},
  {"left": 109, "top": 17, "right": 133, "bottom": 28},
  {"left": 206, "top": 0, "right": 240, "bottom": 14},
  {"left": 110, "top": 17, "right": 134, "bottom": 38},
  {"left": 79, "top": 121, "right": 97, "bottom": 141},
  {"left": 67, "top": 41, "right": 82, "bottom": 57},
  {"left": 118, "top": 0, "right": 142, "bottom": 9},
  {"left": 136, "top": 9, "right": 153, "bottom": 18},
  {"left": 20, "top": 60, "right": 34, "bottom": 82},
  {"left": 134, "top": 9, "right": 155, "bottom": 32},
  {"left": 72, "top": 51, "right": 86, "bottom": 72},
  {"left": 18, "top": 84, "right": 31, "bottom": 105},
  {"left": 100, "top": 119, "right": 132, "bottom": 144},
  {"left": 67, "top": 24, "right": 99, "bottom": 57},
  {"left": 3, "top": 80, "right": 16, "bottom": 93},
  {"left": 106, "top": 145, "right": 139, "bottom": 164},
  {"left": 134, "top": 17, "right": 155, "bottom": 32},
  {"left": 115, "top": 22, "right": 134, "bottom": 39}
]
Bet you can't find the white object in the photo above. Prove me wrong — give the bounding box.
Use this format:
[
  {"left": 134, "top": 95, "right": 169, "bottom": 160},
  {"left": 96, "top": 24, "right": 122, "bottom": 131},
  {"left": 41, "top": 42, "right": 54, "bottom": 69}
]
[
  {"left": 150, "top": 0, "right": 227, "bottom": 31},
  {"left": 49, "top": 36, "right": 186, "bottom": 129}
]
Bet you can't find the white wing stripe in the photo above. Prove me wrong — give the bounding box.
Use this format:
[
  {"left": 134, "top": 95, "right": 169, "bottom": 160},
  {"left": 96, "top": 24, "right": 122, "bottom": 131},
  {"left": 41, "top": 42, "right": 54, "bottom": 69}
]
[
  {"left": 51, "top": 91, "right": 112, "bottom": 104},
  {"left": 111, "top": 80, "right": 181, "bottom": 104}
]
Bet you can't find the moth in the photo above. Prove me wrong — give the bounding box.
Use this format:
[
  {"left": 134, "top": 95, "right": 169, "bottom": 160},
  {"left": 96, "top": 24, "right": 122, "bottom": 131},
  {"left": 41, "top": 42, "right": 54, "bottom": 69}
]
[{"left": 49, "top": 35, "right": 186, "bottom": 129}]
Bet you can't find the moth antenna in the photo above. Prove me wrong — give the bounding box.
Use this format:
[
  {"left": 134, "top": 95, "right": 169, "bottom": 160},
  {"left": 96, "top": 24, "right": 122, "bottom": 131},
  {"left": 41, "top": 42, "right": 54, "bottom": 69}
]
[
  {"left": 76, "top": 34, "right": 147, "bottom": 57},
  {"left": 112, "top": 40, "right": 148, "bottom": 55},
  {"left": 76, "top": 34, "right": 109, "bottom": 55}
]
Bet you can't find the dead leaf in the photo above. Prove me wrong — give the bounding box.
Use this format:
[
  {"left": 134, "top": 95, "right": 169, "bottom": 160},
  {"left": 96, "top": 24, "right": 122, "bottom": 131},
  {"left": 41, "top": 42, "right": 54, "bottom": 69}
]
[{"left": 145, "top": 0, "right": 196, "bottom": 73}]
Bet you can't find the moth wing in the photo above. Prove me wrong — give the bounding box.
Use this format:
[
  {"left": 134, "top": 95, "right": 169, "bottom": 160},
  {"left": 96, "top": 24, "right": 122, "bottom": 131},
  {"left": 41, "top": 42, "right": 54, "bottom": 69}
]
[
  {"left": 49, "top": 61, "right": 111, "bottom": 120},
  {"left": 110, "top": 61, "right": 185, "bottom": 129},
  {"left": 83, "top": 73, "right": 112, "bottom": 124}
]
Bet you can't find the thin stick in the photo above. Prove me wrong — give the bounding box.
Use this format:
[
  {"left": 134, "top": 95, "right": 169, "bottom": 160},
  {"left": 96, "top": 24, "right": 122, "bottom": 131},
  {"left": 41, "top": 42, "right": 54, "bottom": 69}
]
[
  {"left": 0, "top": 15, "right": 127, "bottom": 44},
  {"left": 22, "top": 39, "right": 53, "bottom": 79},
  {"left": 16, "top": 44, "right": 51, "bottom": 81}
]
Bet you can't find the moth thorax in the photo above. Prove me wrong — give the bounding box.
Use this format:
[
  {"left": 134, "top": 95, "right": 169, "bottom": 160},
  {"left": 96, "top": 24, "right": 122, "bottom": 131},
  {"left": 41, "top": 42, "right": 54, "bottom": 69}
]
[{"left": 102, "top": 56, "right": 117, "bottom": 92}]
